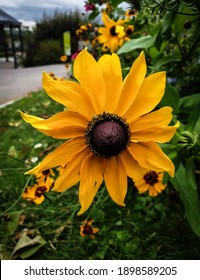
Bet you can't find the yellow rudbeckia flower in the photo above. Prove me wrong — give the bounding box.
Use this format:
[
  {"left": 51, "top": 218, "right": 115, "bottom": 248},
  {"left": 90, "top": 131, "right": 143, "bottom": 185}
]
[
  {"left": 98, "top": 13, "right": 128, "bottom": 52},
  {"left": 21, "top": 49, "right": 179, "bottom": 215},
  {"left": 134, "top": 168, "right": 167, "bottom": 196}
]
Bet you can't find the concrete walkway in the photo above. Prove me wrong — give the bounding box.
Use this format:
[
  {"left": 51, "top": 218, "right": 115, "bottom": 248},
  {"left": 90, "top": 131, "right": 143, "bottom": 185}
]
[{"left": 0, "top": 60, "right": 70, "bottom": 106}]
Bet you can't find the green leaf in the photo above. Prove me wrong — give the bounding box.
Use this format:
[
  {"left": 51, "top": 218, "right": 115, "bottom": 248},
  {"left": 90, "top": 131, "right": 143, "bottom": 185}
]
[
  {"left": 158, "top": 83, "right": 179, "bottom": 114},
  {"left": 171, "top": 164, "right": 200, "bottom": 238},
  {"left": 161, "top": 11, "right": 177, "bottom": 34},
  {"left": 117, "top": 36, "right": 156, "bottom": 54},
  {"left": 11, "top": 230, "right": 46, "bottom": 259},
  {"left": 6, "top": 211, "right": 23, "bottom": 235},
  {"left": 8, "top": 145, "right": 18, "bottom": 158},
  {"left": 185, "top": 159, "right": 198, "bottom": 190},
  {"left": 111, "top": 0, "right": 124, "bottom": 8},
  {"left": 179, "top": 94, "right": 200, "bottom": 110},
  {"left": 187, "top": 103, "right": 200, "bottom": 132},
  {"left": 152, "top": 55, "right": 181, "bottom": 70},
  {"left": 154, "top": 28, "right": 163, "bottom": 51},
  {"left": 88, "top": 10, "right": 99, "bottom": 21}
]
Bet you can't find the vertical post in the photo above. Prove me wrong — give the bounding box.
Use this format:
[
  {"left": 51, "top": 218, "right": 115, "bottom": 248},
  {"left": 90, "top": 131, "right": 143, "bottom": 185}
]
[
  {"left": 9, "top": 25, "right": 17, "bottom": 68},
  {"left": 0, "top": 25, "right": 9, "bottom": 62},
  {"left": 18, "top": 25, "right": 24, "bottom": 55}
]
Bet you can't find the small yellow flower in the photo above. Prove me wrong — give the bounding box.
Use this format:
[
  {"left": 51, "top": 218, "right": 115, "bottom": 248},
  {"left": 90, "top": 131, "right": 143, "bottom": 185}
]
[
  {"left": 80, "top": 220, "right": 99, "bottom": 239},
  {"left": 134, "top": 169, "right": 167, "bottom": 196},
  {"left": 125, "top": 9, "right": 138, "bottom": 20},
  {"left": 60, "top": 55, "right": 68, "bottom": 62},
  {"left": 80, "top": 25, "right": 88, "bottom": 31},
  {"left": 22, "top": 176, "right": 54, "bottom": 204},
  {"left": 125, "top": 25, "right": 134, "bottom": 36},
  {"left": 98, "top": 13, "right": 128, "bottom": 52},
  {"left": 87, "top": 23, "right": 92, "bottom": 28},
  {"left": 21, "top": 50, "right": 179, "bottom": 215},
  {"left": 76, "top": 29, "right": 83, "bottom": 36}
]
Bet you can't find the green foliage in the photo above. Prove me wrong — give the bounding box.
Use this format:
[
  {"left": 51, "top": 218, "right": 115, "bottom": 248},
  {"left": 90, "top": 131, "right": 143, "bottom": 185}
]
[
  {"left": 117, "top": 35, "right": 156, "bottom": 54},
  {"left": 171, "top": 164, "right": 200, "bottom": 238},
  {"left": 25, "top": 39, "right": 63, "bottom": 66},
  {"left": 1, "top": 90, "right": 200, "bottom": 260},
  {"left": 23, "top": 10, "right": 82, "bottom": 67}
]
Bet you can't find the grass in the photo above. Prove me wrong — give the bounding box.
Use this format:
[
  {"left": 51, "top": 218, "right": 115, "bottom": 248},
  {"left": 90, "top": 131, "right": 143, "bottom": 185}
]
[{"left": 1, "top": 89, "right": 200, "bottom": 260}]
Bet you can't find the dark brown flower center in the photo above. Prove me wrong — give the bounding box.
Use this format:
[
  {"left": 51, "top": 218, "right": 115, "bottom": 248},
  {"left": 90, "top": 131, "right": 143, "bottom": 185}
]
[
  {"left": 83, "top": 225, "right": 94, "bottom": 235},
  {"left": 85, "top": 113, "right": 130, "bottom": 158},
  {"left": 143, "top": 171, "right": 158, "bottom": 186},
  {"left": 35, "top": 186, "right": 47, "bottom": 197},
  {"left": 110, "top": 26, "right": 117, "bottom": 36},
  {"left": 42, "top": 169, "right": 50, "bottom": 176}
]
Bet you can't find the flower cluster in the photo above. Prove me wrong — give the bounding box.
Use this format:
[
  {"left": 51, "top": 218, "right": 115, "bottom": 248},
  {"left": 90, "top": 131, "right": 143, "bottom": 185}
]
[
  {"left": 22, "top": 169, "right": 55, "bottom": 204},
  {"left": 75, "top": 3, "right": 136, "bottom": 55}
]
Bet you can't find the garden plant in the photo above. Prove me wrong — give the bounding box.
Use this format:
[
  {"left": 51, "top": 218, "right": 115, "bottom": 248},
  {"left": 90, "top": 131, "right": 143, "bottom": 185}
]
[{"left": 0, "top": 0, "right": 200, "bottom": 260}]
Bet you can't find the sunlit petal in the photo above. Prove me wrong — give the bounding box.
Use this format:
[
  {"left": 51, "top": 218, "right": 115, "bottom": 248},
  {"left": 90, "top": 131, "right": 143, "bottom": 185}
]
[
  {"left": 128, "top": 141, "right": 175, "bottom": 176},
  {"left": 53, "top": 147, "right": 90, "bottom": 192},
  {"left": 42, "top": 72, "right": 94, "bottom": 119},
  {"left": 21, "top": 111, "right": 88, "bottom": 139},
  {"left": 25, "top": 137, "right": 86, "bottom": 175},
  {"left": 78, "top": 153, "right": 107, "bottom": 215},
  {"left": 74, "top": 49, "right": 106, "bottom": 113},
  {"left": 104, "top": 156, "right": 127, "bottom": 206},
  {"left": 120, "top": 149, "right": 146, "bottom": 180},
  {"left": 131, "top": 123, "right": 179, "bottom": 143},
  {"left": 115, "top": 52, "right": 146, "bottom": 116},
  {"left": 124, "top": 71, "right": 166, "bottom": 122},
  {"left": 98, "top": 53, "right": 122, "bottom": 112}
]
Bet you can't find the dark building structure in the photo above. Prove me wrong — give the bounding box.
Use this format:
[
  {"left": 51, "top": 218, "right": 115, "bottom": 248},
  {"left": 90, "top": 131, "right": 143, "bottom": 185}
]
[{"left": 0, "top": 8, "right": 23, "bottom": 68}]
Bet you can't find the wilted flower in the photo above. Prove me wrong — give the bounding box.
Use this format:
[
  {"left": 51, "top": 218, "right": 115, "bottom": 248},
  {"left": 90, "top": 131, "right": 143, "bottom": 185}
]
[{"left": 80, "top": 220, "right": 99, "bottom": 238}]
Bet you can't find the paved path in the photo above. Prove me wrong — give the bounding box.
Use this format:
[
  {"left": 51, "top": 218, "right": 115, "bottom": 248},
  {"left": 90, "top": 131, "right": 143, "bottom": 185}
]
[{"left": 0, "top": 61, "right": 70, "bottom": 106}]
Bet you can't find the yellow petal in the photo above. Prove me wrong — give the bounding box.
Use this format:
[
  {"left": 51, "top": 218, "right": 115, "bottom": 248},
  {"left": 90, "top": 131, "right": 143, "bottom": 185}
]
[
  {"left": 131, "top": 124, "right": 179, "bottom": 143},
  {"left": 98, "top": 29, "right": 107, "bottom": 40},
  {"left": 115, "top": 25, "right": 126, "bottom": 38},
  {"left": 128, "top": 141, "right": 175, "bottom": 177},
  {"left": 124, "top": 71, "right": 166, "bottom": 123},
  {"left": 73, "top": 49, "right": 106, "bottom": 114},
  {"left": 114, "top": 52, "right": 146, "bottom": 116},
  {"left": 102, "top": 13, "right": 115, "bottom": 27},
  {"left": 42, "top": 72, "right": 94, "bottom": 120},
  {"left": 104, "top": 156, "right": 127, "bottom": 206},
  {"left": 78, "top": 153, "right": 106, "bottom": 215},
  {"left": 130, "top": 107, "right": 173, "bottom": 129},
  {"left": 98, "top": 53, "right": 122, "bottom": 112},
  {"left": 53, "top": 146, "right": 90, "bottom": 192},
  {"left": 135, "top": 182, "right": 148, "bottom": 193},
  {"left": 25, "top": 137, "right": 86, "bottom": 175},
  {"left": 120, "top": 149, "right": 146, "bottom": 181},
  {"left": 20, "top": 111, "right": 43, "bottom": 122},
  {"left": 21, "top": 111, "right": 88, "bottom": 139},
  {"left": 148, "top": 186, "right": 159, "bottom": 196}
]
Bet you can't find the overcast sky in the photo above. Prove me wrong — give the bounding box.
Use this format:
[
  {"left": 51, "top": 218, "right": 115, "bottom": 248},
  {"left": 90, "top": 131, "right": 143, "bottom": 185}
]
[{"left": 0, "top": 0, "right": 87, "bottom": 21}]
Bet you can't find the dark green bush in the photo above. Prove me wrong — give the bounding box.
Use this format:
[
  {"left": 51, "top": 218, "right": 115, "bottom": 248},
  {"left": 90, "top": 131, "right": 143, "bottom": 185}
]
[
  {"left": 29, "top": 39, "right": 63, "bottom": 66},
  {"left": 23, "top": 9, "right": 82, "bottom": 67}
]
